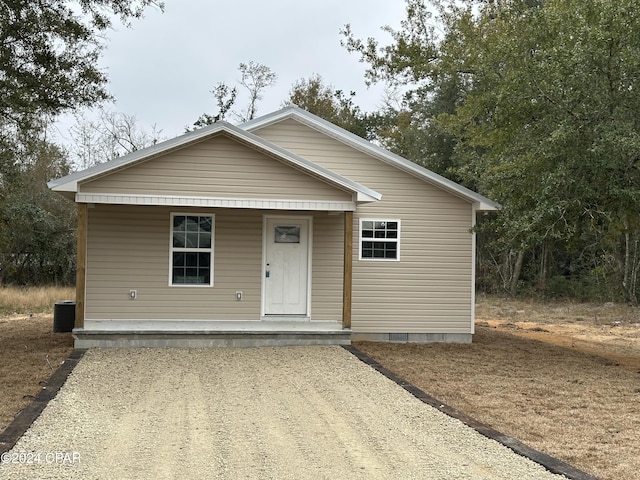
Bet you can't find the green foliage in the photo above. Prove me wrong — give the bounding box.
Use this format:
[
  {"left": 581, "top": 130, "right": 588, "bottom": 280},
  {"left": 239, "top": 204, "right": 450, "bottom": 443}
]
[
  {"left": 238, "top": 61, "right": 277, "bottom": 122},
  {"left": 344, "top": 0, "right": 640, "bottom": 302},
  {"left": 191, "top": 62, "right": 277, "bottom": 130},
  {"left": 341, "top": 2, "right": 471, "bottom": 179},
  {"left": 192, "top": 84, "right": 238, "bottom": 129},
  {"left": 285, "top": 74, "right": 378, "bottom": 140},
  {"left": 340, "top": 0, "right": 440, "bottom": 88},
  {"left": 0, "top": 132, "right": 77, "bottom": 285},
  {"left": 0, "top": 0, "right": 163, "bottom": 131},
  {"left": 374, "top": 74, "right": 468, "bottom": 179},
  {"left": 441, "top": 0, "right": 640, "bottom": 301},
  {"left": 0, "top": 1, "right": 162, "bottom": 285}
]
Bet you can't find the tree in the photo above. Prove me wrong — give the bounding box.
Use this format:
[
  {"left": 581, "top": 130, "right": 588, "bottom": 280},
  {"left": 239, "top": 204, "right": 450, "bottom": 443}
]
[
  {"left": 192, "top": 83, "right": 238, "bottom": 129},
  {"left": 0, "top": 132, "right": 76, "bottom": 285},
  {"left": 0, "top": 1, "right": 162, "bottom": 285},
  {"left": 344, "top": 0, "right": 640, "bottom": 301},
  {"left": 238, "top": 61, "right": 277, "bottom": 122},
  {"left": 191, "top": 61, "right": 276, "bottom": 129},
  {"left": 71, "top": 110, "right": 163, "bottom": 168},
  {"left": 373, "top": 73, "right": 467, "bottom": 178},
  {"left": 0, "top": 0, "right": 163, "bottom": 132},
  {"left": 340, "top": 0, "right": 440, "bottom": 90},
  {"left": 285, "top": 74, "right": 377, "bottom": 140},
  {"left": 340, "top": 1, "right": 467, "bottom": 176},
  {"left": 287, "top": 75, "right": 340, "bottom": 121},
  {"left": 437, "top": 0, "right": 640, "bottom": 299}
]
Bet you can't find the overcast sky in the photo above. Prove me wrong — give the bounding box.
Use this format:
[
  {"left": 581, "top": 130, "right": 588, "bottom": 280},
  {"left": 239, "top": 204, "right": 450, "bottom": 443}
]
[{"left": 54, "top": 1, "right": 408, "bottom": 144}]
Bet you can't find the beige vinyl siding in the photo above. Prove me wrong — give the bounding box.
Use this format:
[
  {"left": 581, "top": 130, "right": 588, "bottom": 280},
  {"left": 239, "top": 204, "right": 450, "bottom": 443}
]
[
  {"left": 310, "top": 213, "right": 344, "bottom": 321},
  {"left": 85, "top": 204, "right": 343, "bottom": 321},
  {"left": 80, "top": 134, "right": 352, "bottom": 203},
  {"left": 86, "top": 205, "right": 261, "bottom": 320},
  {"left": 254, "top": 119, "right": 474, "bottom": 334}
]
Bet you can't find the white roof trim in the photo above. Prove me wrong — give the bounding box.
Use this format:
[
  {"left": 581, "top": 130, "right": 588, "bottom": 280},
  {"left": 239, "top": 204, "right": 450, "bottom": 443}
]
[
  {"left": 76, "top": 193, "right": 357, "bottom": 212},
  {"left": 49, "top": 121, "right": 381, "bottom": 204},
  {"left": 242, "top": 106, "right": 499, "bottom": 211}
]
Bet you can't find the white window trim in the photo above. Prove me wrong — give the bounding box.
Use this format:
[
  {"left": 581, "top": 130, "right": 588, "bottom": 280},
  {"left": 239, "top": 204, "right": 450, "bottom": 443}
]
[
  {"left": 169, "top": 212, "right": 214, "bottom": 287},
  {"left": 359, "top": 218, "right": 401, "bottom": 261}
]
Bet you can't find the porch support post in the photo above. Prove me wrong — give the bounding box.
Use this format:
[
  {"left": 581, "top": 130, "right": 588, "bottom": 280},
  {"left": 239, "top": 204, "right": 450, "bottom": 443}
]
[
  {"left": 342, "top": 211, "right": 353, "bottom": 329},
  {"left": 75, "top": 203, "right": 88, "bottom": 329}
]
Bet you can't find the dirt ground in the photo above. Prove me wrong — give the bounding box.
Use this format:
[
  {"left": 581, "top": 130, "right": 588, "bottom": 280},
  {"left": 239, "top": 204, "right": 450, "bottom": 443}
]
[
  {"left": 476, "top": 297, "right": 640, "bottom": 372},
  {"left": 358, "top": 297, "right": 640, "bottom": 480},
  {"left": 0, "top": 314, "right": 73, "bottom": 431},
  {"left": 1, "top": 299, "right": 639, "bottom": 480}
]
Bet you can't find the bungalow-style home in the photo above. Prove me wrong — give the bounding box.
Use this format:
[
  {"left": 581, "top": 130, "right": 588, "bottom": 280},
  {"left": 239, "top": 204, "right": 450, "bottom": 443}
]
[{"left": 49, "top": 106, "right": 497, "bottom": 348}]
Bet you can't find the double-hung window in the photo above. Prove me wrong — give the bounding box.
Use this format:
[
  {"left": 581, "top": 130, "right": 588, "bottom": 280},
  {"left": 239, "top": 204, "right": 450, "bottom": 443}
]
[
  {"left": 359, "top": 219, "right": 400, "bottom": 261},
  {"left": 170, "top": 214, "right": 213, "bottom": 286}
]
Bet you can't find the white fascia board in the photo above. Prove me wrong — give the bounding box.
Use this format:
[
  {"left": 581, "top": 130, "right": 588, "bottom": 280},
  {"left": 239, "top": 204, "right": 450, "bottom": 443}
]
[{"left": 355, "top": 191, "right": 380, "bottom": 203}]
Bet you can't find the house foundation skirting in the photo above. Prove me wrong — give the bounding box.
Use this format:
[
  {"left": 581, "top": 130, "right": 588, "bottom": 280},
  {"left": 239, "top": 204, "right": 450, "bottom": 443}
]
[{"left": 350, "top": 332, "right": 472, "bottom": 344}]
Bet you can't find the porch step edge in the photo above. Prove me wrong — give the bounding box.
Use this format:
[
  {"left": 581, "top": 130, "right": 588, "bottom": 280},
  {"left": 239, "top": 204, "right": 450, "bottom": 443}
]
[{"left": 73, "top": 331, "right": 352, "bottom": 348}]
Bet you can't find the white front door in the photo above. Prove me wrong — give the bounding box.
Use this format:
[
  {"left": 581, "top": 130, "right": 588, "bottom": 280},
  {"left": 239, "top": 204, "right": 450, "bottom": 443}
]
[{"left": 264, "top": 217, "right": 310, "bottom": 316}]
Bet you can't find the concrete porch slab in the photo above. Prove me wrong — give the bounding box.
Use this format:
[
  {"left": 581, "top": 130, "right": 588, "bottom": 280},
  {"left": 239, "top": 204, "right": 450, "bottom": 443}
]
[{"left": 74, "top": 320, "right": 351, "bottom": 348}]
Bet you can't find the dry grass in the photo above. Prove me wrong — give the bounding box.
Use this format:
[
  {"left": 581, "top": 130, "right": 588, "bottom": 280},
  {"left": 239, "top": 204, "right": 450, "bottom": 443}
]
[
  {"left": 2, "top": 290, "right": 639, "bottom": 480},
  {"left": 358, "top": 296, "right": 640, "bottom": 480},
  {"left": 0, "top": 286, "right": 76, "bottom": 315},
  {"left": 474, "top": 294, "right": 640, "bottom": 327},
  {"left": 0, "top": 286, "right": 75, "bottom": 430},
  {"left": 0, "top": 314, "right": 73, "bottom": 431}
]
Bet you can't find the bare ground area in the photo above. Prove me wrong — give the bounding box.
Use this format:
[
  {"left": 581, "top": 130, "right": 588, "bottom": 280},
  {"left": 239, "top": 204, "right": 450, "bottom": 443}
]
[
  {"left": 357, "top": 297, "right": 640, "bottom": 480},
  {"left": 0, "top": 314, "right": 73, "bottom": 431},
  {"left": 0, "top": 347, "right": 566, "bottom": 480},
  {"left": 1, "top": 297, "right": 639, "bottom": 479}
]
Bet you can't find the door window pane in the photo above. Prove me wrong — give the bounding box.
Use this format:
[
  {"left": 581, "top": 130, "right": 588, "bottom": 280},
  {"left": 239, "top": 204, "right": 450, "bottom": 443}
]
[{"left": 274, "top": 225, "right": 300, "bottom": 243}]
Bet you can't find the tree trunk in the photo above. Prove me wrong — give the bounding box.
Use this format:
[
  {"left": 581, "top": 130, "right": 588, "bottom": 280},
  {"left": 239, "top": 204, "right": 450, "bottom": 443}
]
[
  {"left": 510, "top": 250, "right": 524, "bottom": 295},
  {"left": 538, "top": 242, "right": 549, "bottom": 291},
  {"left": 622, "top": 228, "right": 640, "bottom": 304}
]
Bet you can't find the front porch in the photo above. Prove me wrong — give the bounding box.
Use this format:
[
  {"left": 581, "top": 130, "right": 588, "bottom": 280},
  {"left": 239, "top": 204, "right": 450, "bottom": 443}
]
[
  {"left": 74, "top": 320, "right": 351, "bottom": 348},
  {"left": 72, "top": 205, "right": 356, "bottom": 349}
]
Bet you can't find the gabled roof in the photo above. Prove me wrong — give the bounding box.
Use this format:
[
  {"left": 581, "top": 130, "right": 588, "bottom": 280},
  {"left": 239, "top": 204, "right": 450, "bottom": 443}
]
[
  {"left": 242, "top": 105, "right": 498, "bottom": 211},
  {"left": 48, "top": 121, "right": 381, "bottom": 204},
  {"left": 50, "top": 105, "right": 498, "bottom": 211}
]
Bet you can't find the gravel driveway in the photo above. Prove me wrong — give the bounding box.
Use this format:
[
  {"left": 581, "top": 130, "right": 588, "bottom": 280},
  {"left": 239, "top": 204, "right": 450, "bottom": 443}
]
[{"left": 0, "top": 347, "right": 567, "bottom": 479}]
